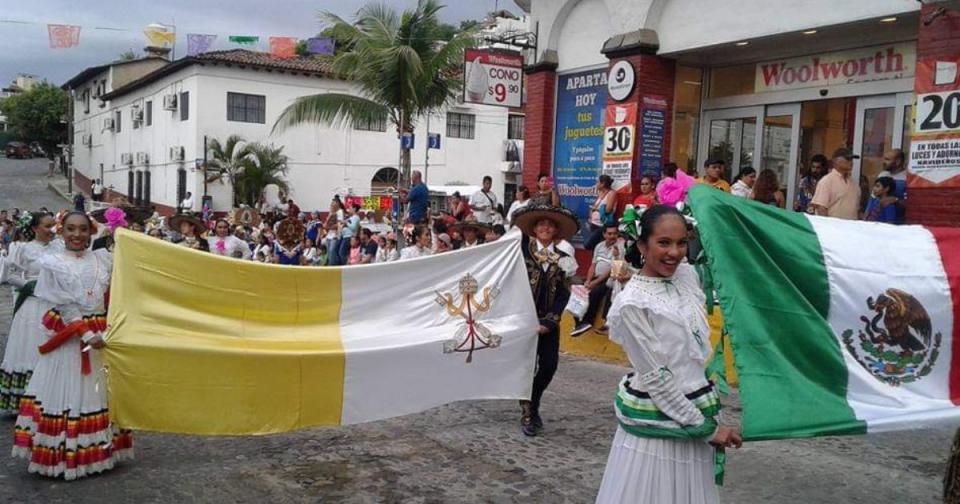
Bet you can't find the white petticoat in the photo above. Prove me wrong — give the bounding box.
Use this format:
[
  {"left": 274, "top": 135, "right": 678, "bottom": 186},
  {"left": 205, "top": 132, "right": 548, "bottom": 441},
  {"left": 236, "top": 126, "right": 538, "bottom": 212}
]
[
  {"left": 1, "top": 296, "right": 50, "bottom": 374},
  {"left": 595, "top": 426, "right": 719, "bottom": 504}
]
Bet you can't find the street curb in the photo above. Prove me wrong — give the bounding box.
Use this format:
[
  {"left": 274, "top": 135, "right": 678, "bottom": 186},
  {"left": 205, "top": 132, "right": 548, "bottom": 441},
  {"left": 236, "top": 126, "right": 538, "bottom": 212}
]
[{"left": 47, "top": 181, "right": 72, "bottom": 204}]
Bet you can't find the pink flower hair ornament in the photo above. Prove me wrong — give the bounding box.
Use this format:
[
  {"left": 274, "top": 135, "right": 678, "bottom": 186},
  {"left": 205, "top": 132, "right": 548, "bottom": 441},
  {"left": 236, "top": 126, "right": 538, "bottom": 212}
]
[{"left": 104, "top": 207, "right": 128, "bottom": 232}]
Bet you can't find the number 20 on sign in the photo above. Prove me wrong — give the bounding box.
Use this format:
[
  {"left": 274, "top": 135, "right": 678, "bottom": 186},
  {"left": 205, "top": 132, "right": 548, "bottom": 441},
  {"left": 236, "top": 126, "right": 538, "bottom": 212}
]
[{"left": 917, "top": 91, "right": 960, "bottom": 133}]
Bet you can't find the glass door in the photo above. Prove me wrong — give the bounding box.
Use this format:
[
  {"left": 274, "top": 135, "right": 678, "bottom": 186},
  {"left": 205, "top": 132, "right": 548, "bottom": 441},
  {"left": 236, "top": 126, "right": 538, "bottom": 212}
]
[
  {"left": 698, "top": 106, "right": 763, "bottom": 182},
  {"left": 853, "top": 92, "right": 913, "bottom": 185},
  {"left": 761, "top": 103, "right": 801, "bottom": 208}
]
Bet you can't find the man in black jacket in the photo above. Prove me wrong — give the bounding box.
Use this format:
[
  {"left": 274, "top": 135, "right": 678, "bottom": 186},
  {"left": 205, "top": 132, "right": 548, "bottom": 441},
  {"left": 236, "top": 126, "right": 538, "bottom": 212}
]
[{"left": 511, "top": 204, "right": 579, "bottom": 436}]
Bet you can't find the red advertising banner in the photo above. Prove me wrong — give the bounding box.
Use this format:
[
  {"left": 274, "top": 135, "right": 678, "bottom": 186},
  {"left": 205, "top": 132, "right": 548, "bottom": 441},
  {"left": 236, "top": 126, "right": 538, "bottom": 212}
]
[{"left": 908, "top": 56, "right": 960, "bottom": 188}]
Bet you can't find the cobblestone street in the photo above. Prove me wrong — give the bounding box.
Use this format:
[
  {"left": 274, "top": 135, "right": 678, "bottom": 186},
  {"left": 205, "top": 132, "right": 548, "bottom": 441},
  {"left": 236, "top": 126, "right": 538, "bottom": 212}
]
[{"left": 0, "top": 286, "right": 951, "bottom": 502}]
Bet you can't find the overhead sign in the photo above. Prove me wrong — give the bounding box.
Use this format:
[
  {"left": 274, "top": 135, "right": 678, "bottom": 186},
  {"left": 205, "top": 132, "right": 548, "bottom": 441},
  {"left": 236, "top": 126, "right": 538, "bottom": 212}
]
[
  {"left": 755, "top": 42, "right": 916, "bottom": 93},
  {"left": 553, "top": 68, "right": 608, "bottom": 242},
  {"left": 463, "top": 49, "right": 523, "bottom": 108},
  {"left": 909, "top": 56, "right": 960, "bottom": 188},
  {"left": 607, "top": 60, "right": 635, "bottom": 102},
  {"left": 602, "top": 102, "right": 636, "bottom": 194}
]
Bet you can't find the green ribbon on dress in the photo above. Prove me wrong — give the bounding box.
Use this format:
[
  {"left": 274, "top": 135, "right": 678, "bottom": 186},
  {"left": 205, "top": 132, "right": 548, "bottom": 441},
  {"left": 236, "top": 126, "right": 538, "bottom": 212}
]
[{"left": 12, "top": 280, "right": 36, "bottom": 316}]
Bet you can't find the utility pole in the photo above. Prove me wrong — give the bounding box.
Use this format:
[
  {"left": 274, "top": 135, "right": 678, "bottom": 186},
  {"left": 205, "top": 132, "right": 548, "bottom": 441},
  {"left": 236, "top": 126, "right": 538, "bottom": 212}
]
[
  {"left": 202, "top": 135, "right": 208, "bottom": 197},
  {"left": 424, "top": 115, "right": 430, "bottom": 184}
]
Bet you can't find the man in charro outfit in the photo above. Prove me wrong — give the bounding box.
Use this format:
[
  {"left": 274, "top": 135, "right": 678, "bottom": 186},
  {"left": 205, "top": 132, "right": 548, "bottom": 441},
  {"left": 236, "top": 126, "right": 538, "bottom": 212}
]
[{"left": 511, "top": 204, "right": 579, "bottom": 437}]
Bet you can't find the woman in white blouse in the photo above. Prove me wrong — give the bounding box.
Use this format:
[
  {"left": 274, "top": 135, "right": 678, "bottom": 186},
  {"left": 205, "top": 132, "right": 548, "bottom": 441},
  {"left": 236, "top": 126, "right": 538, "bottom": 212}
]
[
  {"left": 596, "top": 205, "right": 740, "bottom": 504},
  {"left": 208, "top": 219, "right": 252, "bottom": 260}
]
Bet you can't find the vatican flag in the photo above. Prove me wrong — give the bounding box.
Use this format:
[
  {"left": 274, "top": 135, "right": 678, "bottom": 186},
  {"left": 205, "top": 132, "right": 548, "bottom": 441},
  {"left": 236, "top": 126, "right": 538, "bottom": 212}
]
[
  {"left": 104, "top": 229, "right": 538, "bottom": 435},
  {"left": 143, "top": 26, "right": 175, "bottom": 46}
]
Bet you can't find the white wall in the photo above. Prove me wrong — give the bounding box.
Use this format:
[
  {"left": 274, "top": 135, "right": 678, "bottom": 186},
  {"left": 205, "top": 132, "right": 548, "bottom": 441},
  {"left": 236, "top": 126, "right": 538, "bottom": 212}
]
[
  {"left": 531, "top": 0, "right": 920, "bottom": 70},
  {"left": 75, "top": 64, "right": 516, "bottom": 213}
]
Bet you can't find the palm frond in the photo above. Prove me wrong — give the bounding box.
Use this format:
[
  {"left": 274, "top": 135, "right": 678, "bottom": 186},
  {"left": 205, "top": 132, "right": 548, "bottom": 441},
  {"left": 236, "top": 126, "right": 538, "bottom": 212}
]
[{"left": 272, "top": 93, "right": 391, "bottom": 134}]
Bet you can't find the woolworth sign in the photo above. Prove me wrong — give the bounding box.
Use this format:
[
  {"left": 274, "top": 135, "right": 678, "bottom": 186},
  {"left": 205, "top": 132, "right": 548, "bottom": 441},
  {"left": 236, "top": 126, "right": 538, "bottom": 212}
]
[{"left": 755, "top": 43, "right": 916, "bottom": 93}]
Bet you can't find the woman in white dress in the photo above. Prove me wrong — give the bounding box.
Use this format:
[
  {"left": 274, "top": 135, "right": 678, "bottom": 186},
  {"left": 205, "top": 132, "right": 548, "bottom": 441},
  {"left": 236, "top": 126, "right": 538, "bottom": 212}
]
[
  {"left": 207, "top": 219, "right": 252, "bottom": 260},
  {"left": 12, "top": 212, "right": 133, "bottom": 480},
  {"left": 596, "top": 205, "right": 740, "bottom": 504},
  {"left": 0, "top": 212, "right": 61, "bottom": 414}
]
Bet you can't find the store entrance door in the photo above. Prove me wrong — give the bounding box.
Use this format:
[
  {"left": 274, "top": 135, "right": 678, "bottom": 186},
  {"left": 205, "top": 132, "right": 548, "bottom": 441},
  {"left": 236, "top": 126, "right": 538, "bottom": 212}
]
[
  {"left": 699, "top": 104, "right": 800, "bottom": 205},
  {"left": 698, "top": 106, "right": 763, "bottom": 183},
  {"left": 852, "top": 92, "right": 914, "bottom": 186}
]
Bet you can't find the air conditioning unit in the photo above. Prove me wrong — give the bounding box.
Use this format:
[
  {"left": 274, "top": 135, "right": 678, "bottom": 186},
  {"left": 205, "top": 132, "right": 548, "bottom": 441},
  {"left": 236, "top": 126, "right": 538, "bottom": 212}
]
[
  {"left": 169, "top": 146, "right": 185, "bottom": 161},
  {"left": 102, "top": 117, "right": 115, "bottom": 131},
  {"left": 163, "top": 94, "right": 178, "bottom": 110},
  {"left": 82, "top": 134, "right": 93, "bottom": 147},
  {"left": 131, "top": 107, "right": 144, "bottom": 123},
  {"left": 136, "top": 152, "right": 150, "bottom": 164},
  {"left": 120, "top": 153, "right": 133, "bottom": 165}
]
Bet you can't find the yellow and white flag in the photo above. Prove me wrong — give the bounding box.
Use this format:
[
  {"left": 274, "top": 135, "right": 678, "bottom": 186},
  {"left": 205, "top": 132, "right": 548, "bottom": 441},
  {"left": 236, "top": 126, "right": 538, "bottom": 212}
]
[
  {"left": 105, "top": 229, "right": 538, "bottom": 435},
  {"left": 143, "top": 27, "right": 175, "bottom": 46}
]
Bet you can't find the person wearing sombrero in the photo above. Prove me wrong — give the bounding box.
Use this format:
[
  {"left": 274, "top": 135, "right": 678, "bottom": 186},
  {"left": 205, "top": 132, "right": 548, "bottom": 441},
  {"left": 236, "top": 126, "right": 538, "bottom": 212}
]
[
  {"left": 511, "top": 204, "right": 579, "bottom": 437},
  {"left": 449, "top": 218, "right": 490, "bottom": 249},
  {"left": 170, "top": 214, "right": 210, "bottom": 252}
]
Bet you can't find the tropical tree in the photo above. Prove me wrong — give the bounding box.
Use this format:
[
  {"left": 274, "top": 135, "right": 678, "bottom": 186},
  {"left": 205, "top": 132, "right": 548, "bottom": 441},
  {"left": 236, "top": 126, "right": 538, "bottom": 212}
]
[
  {"left": 235, "top": 143, "right": 290, "bottom": 207},
  {"left": 0, "top": 82, "right": 68, "bottom": 159},
  {"left": 273, "top": 0, "right": 476, "bottom": 188},
  {"left": 207, "top": 135, "right": 253, "bottom": 207}
]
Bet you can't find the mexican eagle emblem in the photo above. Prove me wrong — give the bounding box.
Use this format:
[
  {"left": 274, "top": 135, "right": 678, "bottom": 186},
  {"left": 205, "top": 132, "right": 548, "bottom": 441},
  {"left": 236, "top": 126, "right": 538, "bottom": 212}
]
[
  {"left": 435, "top": 273, "right": 501, "bottom": 363},
  {"left": 842, "top": 288, "right": 943, "bottom": 386}
]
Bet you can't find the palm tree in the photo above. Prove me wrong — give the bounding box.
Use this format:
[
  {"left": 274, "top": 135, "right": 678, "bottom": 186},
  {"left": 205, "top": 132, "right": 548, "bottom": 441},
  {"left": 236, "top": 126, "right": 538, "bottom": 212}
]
[
  {"left": 236, "top": 143, "right": 291, "bottom": 207},
  {"left": 207, "top": 135, "right": 253, "bottom": 207},
  {"left": 272, "top": 0, "right": 476, "bottom": 187}
]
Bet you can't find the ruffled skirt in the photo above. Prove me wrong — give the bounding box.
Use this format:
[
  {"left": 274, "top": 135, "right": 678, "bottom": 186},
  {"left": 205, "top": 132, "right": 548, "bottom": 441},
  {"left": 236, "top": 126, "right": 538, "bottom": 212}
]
[
  {"left": 595, "top": 426, "right": 719, "bottom": 504},
  {"left": 11, "top": 311, "right": 133, "bottom": 480},
  {"left": 0, "top": 296, "right": 50, "bottom": 413}
]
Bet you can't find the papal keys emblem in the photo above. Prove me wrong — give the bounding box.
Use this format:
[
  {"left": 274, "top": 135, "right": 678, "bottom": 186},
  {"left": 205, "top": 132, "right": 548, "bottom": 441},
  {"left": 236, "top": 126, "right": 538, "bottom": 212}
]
[
  {"left": 842, "top": 288, "right": 943, "bottom": 386},
  {"left": 435, "top": 273, "right": 501, "bottom": 363}
]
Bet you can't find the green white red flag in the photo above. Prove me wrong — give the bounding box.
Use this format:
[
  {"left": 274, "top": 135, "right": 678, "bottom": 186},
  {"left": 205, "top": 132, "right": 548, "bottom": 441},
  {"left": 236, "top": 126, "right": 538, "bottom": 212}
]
[{"left": 689, "top": 185, "right": 960, "bottom": 440}]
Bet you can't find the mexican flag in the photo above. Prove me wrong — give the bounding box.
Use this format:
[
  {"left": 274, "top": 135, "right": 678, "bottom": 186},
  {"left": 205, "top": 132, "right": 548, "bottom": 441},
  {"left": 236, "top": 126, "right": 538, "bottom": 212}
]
[
  {"left": 688, "top": 185, "right": 960, "bottom": 440},
  {"left": 104, "top": 229, "right": 538, "bottom": 435}
]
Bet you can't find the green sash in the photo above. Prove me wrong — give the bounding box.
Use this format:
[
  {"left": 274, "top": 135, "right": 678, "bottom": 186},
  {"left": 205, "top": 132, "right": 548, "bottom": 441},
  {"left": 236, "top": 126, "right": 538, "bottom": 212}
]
[{"left": 12, "top": 280, "right": 36, "bottom": 316}]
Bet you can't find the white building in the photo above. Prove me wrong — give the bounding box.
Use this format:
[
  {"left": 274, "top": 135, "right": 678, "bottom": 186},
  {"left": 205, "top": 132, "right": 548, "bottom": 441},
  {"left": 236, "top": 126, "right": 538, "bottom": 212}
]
[{"left": 64, "top": 49, "right": 525, "bottom": 214}]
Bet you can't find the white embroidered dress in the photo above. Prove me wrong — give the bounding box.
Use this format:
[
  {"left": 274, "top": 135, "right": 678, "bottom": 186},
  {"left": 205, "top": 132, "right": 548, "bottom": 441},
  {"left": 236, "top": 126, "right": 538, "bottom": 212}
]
[
  {"left": 207, "top": 235, "right": 252, "bottom": 260},
  {"left": 596, "top": 264, "right": 719, "bottom": 504},
  {"left": 0, "top": 239, "right": 63, "bottom": 413},
  {"left": 12, "top": 248, "right": 133, "bottom": 480}
]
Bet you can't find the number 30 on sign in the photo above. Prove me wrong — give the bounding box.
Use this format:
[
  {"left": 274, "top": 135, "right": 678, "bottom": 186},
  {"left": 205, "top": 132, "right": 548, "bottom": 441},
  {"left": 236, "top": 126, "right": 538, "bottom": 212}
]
[{"left": 604, "top": 104, "right": 637, "bottom": 159}]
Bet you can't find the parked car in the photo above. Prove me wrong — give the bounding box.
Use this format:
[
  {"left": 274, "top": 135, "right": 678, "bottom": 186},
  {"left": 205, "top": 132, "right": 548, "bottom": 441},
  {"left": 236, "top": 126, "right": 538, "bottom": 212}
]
[
  {"left": 29, "top": 141, "right": 45, "bottom": 158},
  {"left": 4, "top": 142, "right": 32, "bottom": 159}
]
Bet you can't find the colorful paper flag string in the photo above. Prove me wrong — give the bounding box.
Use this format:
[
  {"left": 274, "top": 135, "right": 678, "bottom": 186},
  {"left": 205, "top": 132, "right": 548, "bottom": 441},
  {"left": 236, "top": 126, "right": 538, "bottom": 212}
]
[
  {"left": 187, "top": 33, "right": 217, "bottom": 56},
  {"left": 269, "top": 36, "right": 297, "bottom": 59},
  {"left": 48, "top": 24, "right": 81, "bottom": 49},
  {"left": 144, "top": 27, "right": 175, "bottom": 46},
  {"left": 306, "top": 37, "right": 335, "bottom": 56},
  {"left": 229, "top": 35, "right": 259, "bottom": 46}
]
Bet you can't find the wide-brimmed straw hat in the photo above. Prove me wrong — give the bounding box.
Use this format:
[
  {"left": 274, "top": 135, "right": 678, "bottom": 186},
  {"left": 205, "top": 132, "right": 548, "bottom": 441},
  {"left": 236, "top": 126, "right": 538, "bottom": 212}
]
[
  {"left": 511, "top": 204, "right": 579, "bottom": 240},
  {"left": 449, "top": 219, "right": 492, "bottom": 235},
  {"left": 168, "top": 213, "right": 206, "bottom": 231}
]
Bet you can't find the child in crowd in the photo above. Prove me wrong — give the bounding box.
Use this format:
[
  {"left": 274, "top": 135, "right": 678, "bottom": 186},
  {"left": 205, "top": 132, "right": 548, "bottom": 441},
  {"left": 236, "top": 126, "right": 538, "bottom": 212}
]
[
  {"left": 863, "top": 176, "right": 898, "bottom": 224},
  {"left": 384, "top": 238, "right": 400, "bottom": 262},
  {"left": 303, "top": 238, "right": 319, "bottom": 265},
  {"left": 347, "top": 236, "right": 362, "bottom": 265},
  {"left": 316, "top": 244, "right": 328, "bottom": 266}
]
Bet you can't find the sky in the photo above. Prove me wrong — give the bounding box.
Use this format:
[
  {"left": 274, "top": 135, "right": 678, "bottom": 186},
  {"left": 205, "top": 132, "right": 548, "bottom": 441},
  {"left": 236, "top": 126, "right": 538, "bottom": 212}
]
[{"left": 0, "top": 0, "right": 506, "bottom": 87}]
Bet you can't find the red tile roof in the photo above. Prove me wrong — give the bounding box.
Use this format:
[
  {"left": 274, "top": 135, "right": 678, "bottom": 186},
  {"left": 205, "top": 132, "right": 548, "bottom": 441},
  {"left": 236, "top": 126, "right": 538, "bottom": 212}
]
[{"left": 101, "top": 50, "right": 336, "bottom": 100}]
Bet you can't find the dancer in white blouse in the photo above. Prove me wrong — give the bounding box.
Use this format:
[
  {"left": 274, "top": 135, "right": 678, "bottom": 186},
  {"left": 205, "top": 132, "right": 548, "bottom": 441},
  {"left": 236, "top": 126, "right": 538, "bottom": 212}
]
[
  {"left": 0, "top": 212, "right": 61, "bottom": 414},
  {"left": 12, "top": 212, "right": 133, "bottom": 480},
  {"left": 596, "top": 205, "right": 740, "bottom": 504},
  {"left": 208, "top": 219, "right": 252, "bottom": 260}
]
